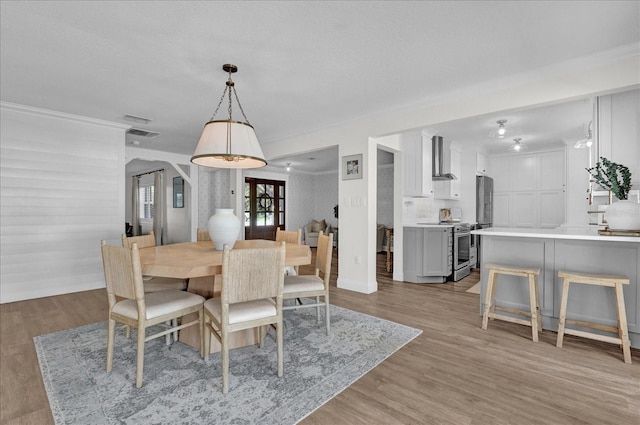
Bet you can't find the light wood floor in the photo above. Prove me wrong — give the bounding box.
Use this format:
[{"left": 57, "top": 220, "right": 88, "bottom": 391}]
[{"left": 1, "top": 251, "right": 638, "bottom": 424}]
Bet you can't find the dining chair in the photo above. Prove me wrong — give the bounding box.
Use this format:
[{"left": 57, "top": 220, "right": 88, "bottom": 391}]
[
  {"left": 203, "top": 242, "right": 286, "bottom": 394},
  {"left": 101, "top": 241, "right": 205, "bottom": 388},
  {"left": 275, "top": 228, "right": 302, "bottom": 275},
  {"left": 283, "top": 232, "right": 333, "bottom": 335},
  {"left": 122, "top": 231, "right": 188, "bottom": 292},
  {"left": 197, "top": 228, "right": 211, "bottom": 242}
]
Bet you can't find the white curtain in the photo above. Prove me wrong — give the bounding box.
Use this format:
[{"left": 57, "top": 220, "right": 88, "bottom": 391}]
[
  {"left": 153, "top": 170, "right": 164, "bottom": 245},
  {"left": 131, "top": 176, "right": 140, "bottom": 236}
]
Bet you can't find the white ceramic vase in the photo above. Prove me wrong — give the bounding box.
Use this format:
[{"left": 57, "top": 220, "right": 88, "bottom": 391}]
[
  {"left": 207, "top": 209, "right": 241, "bottom": 250},
  {"left": 605, "top": 200, "right": 640, "bottom": 231}
]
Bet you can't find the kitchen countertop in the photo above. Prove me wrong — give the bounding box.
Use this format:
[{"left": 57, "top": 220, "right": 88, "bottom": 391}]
[
  {"left": 471, "top": 226, "right": 640, "bottom": 243},
  {"left": 404, "top": 222, "right": 455, "bottom": 228}
]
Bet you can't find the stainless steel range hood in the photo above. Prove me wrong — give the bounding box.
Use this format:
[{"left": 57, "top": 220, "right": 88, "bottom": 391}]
[{"left": 432, "top": 135, "right": 457, "bottom": 180}]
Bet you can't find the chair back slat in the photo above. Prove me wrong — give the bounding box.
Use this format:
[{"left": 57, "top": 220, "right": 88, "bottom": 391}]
[
  {"left": 222, "top": 242, "right": 285, "bottom": 305},
  {"left": 122, "top": 230, "right": 156, "bottom": 249},
  {"left": 316, "top": 232, "right": 333, "bottom": 276},
  {"left": 101, "top": 241, "right": 145, "bottom": 301},
  {"left": 275, "top": 228, "right": 302, "bottom": 245}
]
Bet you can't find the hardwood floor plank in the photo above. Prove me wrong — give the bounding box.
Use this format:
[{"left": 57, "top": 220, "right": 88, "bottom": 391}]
[{"left": 0, "top": 252, "right": 638, "bottom": 425}]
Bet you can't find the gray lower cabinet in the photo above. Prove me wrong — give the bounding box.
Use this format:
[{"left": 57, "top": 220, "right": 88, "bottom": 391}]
[{"left": 403, "top": 227, "right": 452, "bottom": 283}]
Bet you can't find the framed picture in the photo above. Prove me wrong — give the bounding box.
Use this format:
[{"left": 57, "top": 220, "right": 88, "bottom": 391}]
[
  {"left": 173, "top": 177, "right": 184, "bottom": 208},
  {"left": 342, "top": 154, "right": 363, "bottom": 180}
]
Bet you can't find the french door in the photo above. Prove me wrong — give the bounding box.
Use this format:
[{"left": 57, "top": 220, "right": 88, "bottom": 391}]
[{"left": 244, "top": 178, "right": 286, "bottom": 240}]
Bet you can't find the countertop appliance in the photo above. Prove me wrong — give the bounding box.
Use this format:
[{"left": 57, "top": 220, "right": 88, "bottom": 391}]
[
  {"left": 439, "top": 207, "right": 462, "bottom": 223},
  {"left": 451, "top": 223, "right": 471, "bottom": 281}
]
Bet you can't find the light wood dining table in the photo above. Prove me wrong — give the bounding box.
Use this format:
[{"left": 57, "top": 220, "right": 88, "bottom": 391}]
[{"left": 138, "top": 239, "right": 312, "bottom": 352}]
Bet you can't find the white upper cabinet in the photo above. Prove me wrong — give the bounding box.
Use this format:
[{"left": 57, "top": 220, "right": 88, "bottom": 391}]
[
  {"left": 476, "top": 151, "right": 489, "bottom": 175},
  {"left": 402, "top": 130, "right": 433, "bottom": 197},
  {"left": 538, "top": 151, "right": 566, "bottom": 190},
  {"left": 489, "top": 149, "right": 566, "bottom": 228}
]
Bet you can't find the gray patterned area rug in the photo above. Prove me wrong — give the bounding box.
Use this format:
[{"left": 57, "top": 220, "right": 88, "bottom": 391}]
[{"left": 34, "top": 304, "right": 421, "bottom": 424}]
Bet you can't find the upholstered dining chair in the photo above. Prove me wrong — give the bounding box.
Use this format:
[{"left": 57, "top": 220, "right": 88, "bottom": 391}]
[
  {"left": 203, "top": 242, "right": 286, "bottom": 394},
  {"left": 275, "top": 228, "right": 302, "bottom": 275},
  {"left": 122, "top": 231, "right": 188, "bottom": 293},
  {"left": 100, "top": 241, "right": 205, "bottom": 388},
  {"left": 283, "top": 232, "right": 333, "bottom": 335}
]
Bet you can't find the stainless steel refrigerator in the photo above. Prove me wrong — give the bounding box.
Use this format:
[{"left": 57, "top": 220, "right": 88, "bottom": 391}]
[
  {"left": 476, "top": 175, "right": 493, "bottom": 227},
  {"left": 474, "top": 176, "right": 493, "bottom": 268}
]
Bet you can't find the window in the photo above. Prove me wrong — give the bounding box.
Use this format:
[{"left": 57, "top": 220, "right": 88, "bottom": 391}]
[{"left": 139, "top": 185, "right": 154, "bottom": 219}]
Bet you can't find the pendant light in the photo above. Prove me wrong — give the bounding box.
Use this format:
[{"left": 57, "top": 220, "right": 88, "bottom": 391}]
[
  {"left": 191, "top": 64, "right": 267, "bottom": 169},
  {"left": 496, "top": 120, "right": 507, "bottom": 138},
  {"left": 573, "top": 121, "right": 593, "bottom": 149},
  {"left": 511, "top": 138, "right": 526, "bottom": 152},
  {"left": 489, "top": 119, "right": 509, "bottom": 139}
]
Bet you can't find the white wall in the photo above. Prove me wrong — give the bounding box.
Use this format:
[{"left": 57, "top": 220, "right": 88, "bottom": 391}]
[{"left": 0, "top": 103, "right": 128, "bottom": 303}]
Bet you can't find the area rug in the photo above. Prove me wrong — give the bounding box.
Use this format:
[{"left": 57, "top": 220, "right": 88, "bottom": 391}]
[
  {"left": 34, "top": 304, "right": 421, "bottom": 424},
  {"left": 466, "top": 282, "right": 481, "bottom": 294}
]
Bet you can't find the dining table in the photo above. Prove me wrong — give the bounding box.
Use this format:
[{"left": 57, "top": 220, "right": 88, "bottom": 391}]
[{"left": 138, "top": 239, "right": 312, "bottom": 352}]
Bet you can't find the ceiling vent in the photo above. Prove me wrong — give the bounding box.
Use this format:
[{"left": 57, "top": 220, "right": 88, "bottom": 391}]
[
  {"left": 123, "top": 114, "right": 152, "bottom": 124},
  {"left": 126, "top": 128, "right": 159, "bottom": 138}
]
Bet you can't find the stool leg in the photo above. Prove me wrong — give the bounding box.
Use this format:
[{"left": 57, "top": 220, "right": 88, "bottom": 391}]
[
  {"left": 614, "top": 283, "right": 632, "bottom": 364},
  {"left": 556, "top": 278, "right": 570, "bottom": 348},
  {"left": 528, "top": 273, "right": 539, "bottom": 342},
  {"left": 482, "top": 269, "right": 496, "bottom": 330},
  {"left": 534, "top": 275, "right": 542, "bottom": 332},
  {"left": 489, "top": 274, "right": 498, "bottom": 320}
]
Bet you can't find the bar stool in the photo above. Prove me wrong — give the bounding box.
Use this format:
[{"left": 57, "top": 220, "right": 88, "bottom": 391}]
[
  {"left": 556, "top": 271, "right": 632, "bottom": 364},
  {"left": 482, "top": 263, "right": 542, "bottom": 341}
]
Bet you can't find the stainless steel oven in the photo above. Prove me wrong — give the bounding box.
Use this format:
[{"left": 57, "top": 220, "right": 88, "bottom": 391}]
[{"left": 452, "top": 223, "right": 471, "bottom": 281}]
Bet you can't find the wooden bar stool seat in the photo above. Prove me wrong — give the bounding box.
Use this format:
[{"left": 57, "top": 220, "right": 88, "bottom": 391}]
[
  {"left": 556, "top": 270, "right": 632, "bottom": 364},
  {"left": 482, "top": 263, "right": 542, "bottom": 342}
]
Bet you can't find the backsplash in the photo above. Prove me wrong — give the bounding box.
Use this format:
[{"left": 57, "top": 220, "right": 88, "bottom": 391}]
[{"left": 403, "top": 196, "right": 445, "bottom": 225}]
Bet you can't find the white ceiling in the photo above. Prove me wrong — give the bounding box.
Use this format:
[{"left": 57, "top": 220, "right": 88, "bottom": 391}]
[{"left": 2, "top": 1, "right": 639, "bottom": 173}]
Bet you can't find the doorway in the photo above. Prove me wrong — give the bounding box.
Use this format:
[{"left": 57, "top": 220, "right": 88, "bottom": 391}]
[
  {"left": 376, "top": 148, "right": 395, "bottom": 282},
  {"left": 244, "top": 177, "right": 286, "bottom": 240}
]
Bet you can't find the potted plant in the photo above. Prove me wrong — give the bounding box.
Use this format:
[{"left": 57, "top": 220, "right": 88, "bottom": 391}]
[{"left": 587, "top": 157, "right": 640, "bottom": 230}]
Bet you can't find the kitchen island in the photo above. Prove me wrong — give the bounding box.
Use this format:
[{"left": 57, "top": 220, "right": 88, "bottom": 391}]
[{"left": 471, "top": 227, "right": 640, "bottom": 348}]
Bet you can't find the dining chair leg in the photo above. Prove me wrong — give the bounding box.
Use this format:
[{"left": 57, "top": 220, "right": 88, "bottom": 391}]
[
  {"left": 125, "top": 324, "right": 131, "bottom": 339},
  {"left": 165, "top": 320, "right": 172, "bottom": 345},
  {"left": 258, "top": 325, "right": 264, "bottom": 349},
  {"left": 135, "top": 324, "right": 146, "bottom": 388},
  {"left": 277, "top": 320, "right": 283, "bottom": 378},
  {"left": 172, "top": 318, "right": 179, "bottom": 343},
  {"left": 316, "top": 296, "right": 320, "bottom": 322},
  {"left": 222, "top": 325, "right": 229, "bottom": 394},
  {"left": 198, "top": 309, "right": 204, "bottom": 359},
  {"left": 106, "top": 318, "right": 116, "bottom": 372},
  {"left": 203, "top": 314, "right": 211, "bottom": 360},
  {"left": 325, "top": 294, "right": 330, "bottom": 335}
]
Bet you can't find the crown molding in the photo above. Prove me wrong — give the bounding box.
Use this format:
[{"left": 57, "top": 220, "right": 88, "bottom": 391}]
[{"left": 1, "top": 101, "right": 130, "bottom": 130}]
